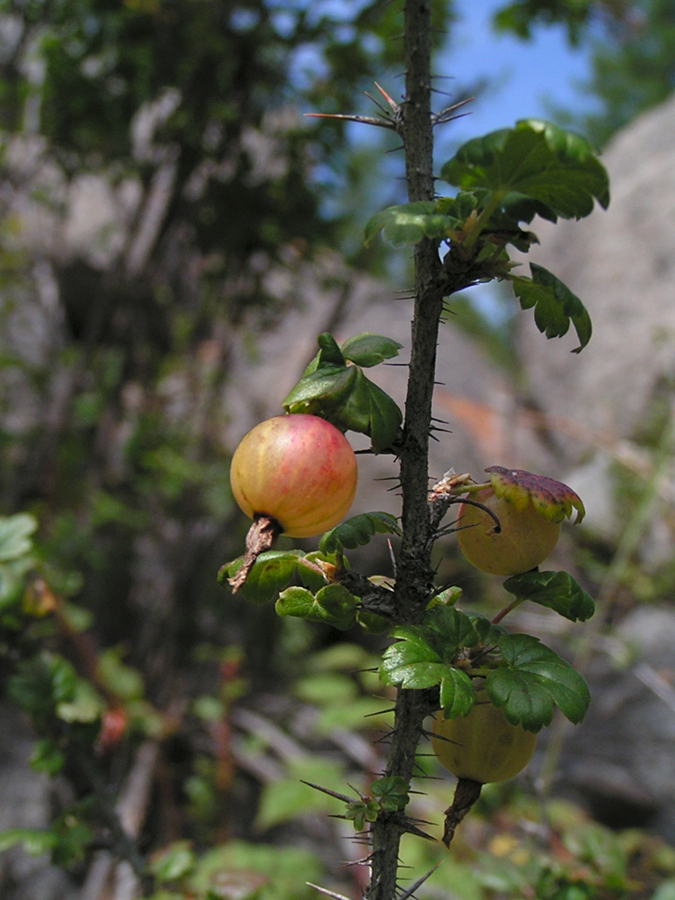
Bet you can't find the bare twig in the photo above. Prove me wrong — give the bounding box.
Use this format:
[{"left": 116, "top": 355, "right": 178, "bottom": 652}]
[{"left": 80, "top": 740, "right": 159, "bottom": 900}]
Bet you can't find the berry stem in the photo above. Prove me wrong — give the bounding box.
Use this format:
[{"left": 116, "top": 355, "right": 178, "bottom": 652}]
[
  {"left": 442, "top": 778, "right": 483, "bottom": 846},
  {"left": 491, "top": 596, "right": 526, "bottom": 625},
  {"left": 228, "top": 515, "right": 282, "bottom": 593}
]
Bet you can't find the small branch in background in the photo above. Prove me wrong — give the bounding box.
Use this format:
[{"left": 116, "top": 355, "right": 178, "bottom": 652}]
[
  {"left": 307, "top": 883, "right": 354, "bottom": 900},
  {"left": 80, "top": 740, "right": 159, "bottom": 900}
]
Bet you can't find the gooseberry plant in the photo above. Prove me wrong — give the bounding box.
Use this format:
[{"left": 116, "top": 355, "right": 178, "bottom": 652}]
[{"left": 221, "top": 2, "right": 608, "bottom": 898}]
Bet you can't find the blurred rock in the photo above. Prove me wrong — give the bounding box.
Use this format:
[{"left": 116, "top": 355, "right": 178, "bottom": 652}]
[
  {"left": 560, "top": 605, "right": 675, "bottom": 839},
  {"left": 0, "top": 703, "right": 75, "bottom": 900}
]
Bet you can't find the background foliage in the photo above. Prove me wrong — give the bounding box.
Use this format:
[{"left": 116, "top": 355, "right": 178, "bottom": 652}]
[{"left": 1, "top": 1, "right": 675, "bottom": 899}]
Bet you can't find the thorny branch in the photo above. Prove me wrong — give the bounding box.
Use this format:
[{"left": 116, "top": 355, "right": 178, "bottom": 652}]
[{"left": 364, "top": 0, "right": 467, "bottom": 897}]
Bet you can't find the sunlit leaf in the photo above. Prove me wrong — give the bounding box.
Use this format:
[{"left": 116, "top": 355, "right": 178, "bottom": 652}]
[
  {"left": 364, "top": 201, "right": 453, "bottom": 246},
  {"left": 510, "top": 263, "right": 592, "bottom": 352},
  {"left": 340, "top": 333, "right": 402, "bottom": 367},
  {"left": 440, "top": 120, "right": 609, "bottom": 221},
  {"left": 283, "top": 333, "right": 403, "bottom": 452}
]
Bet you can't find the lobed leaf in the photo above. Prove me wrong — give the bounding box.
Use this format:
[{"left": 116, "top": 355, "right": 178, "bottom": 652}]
[
  {"left": 379, "top": 606, "right": 480, "bottom": 705},
  {"left": 440, "top": 119, "right": 609, "bottom": 222},
  {"left": 503, "top": 570, "right": 595, "bottom": 622},
  {"left": 320, "top": 511, "right": 401, "bottom": 554},
  {"left": 468, "top": 612, "right": 507, "bottom": 646},
  {"left": 439, "top": 668, "right": 476, "bottom": 719},
  {"left": 486, "top": 633, "right": 590, "bottom": 732},
  {"left": 346, "top": 798, "right": 380, "bottom": 831},
  {"left": 371, "top": 776, "right": 409, "bottom": 812},
  {"left": 275, "top": 583, "right": 357, "bottom": 630},
  {"left": 219, "top": 550, "right": 330, "bottom": 604},
  {"left": 424, "top": 604, "right": 480, "bottom": 654},
  {"left": 510, "top": 262, "right": 592, "bottom": 352},
  {"left": 364, "top": 201, "right": 453, "bottom": 246}
]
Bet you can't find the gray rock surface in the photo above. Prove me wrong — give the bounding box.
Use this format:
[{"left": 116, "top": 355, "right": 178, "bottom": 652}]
[
  {"left": 0, "top": 704, "right": 75, "bottom": 900},
  {"left": 561, "top": 606, "right": 675, "bottom": 839}
]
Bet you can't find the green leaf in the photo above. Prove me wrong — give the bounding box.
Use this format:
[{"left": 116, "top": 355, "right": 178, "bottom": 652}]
[
  {"left": 8, "top": 653, "right": 78, "bottom": 719},
  {"left": 30, "top": 738, "right": 65, "bottom": 775},
  {"left": 439, "top": 668, "right": 476, "bottom": 719},
  {"left": 315, "top": 332, "right": 345, "bottom": 366},
  {"left": 386, "top": 605, "right": 479, "bottom": 665},
  {"left": 371, "top": 775, "right": 409, "bottom": 812},
  {"left": 282, "top": 334, "right": 403, "bottom": 452},
  {"left": 486, "top": 633, "right": 590, "bottom": 732},
  {"left": 469, "top": 613, "right": 507, "bottom": 645},
  {"left": 365, "top": 376, "right": 404, "bottom": 452},
  {"left": 97, "top": 648, "right": 145, "bottom": 701},
  {"left": 440, "top": 120, "right": 609, "bottom": 221},
  {"left": 219, "top": 551, "right": 329, "bottom": 604},
  {"left": 340, "top": 333, "right": 402, "bottom": 367},
  {"left": 345, "top": 798, "right": 380, "bottom": 831},
  {"left": 0, "top": 513, "right": 37, "bottom": 562},
  {"left": 388, "top": 659, "right": 456, "bottom": 690},
  {"left": 256, "top": 758, "right": 345, "bottom": 830},
  {"left": 149, "top": 841, "right": 197, "bottom": 883},
  {"left": 275, "top": 583, "right": 357, "bottom": 630},
  {"left": 283, "top": 364, "right": 357, "bottom": 415},
  {"left": 364, "top": 201, "right": 453, "bottom": 246},
  {"left": 56, "top": 678, "right": 105, "bottom": 723},
  {"left": 0, "top": 828, "right": 57, "bottom": 856},
  {"left": 380, "top": 606, "right": 479, "bottom": 696},
  {"left": 356, "top": 610, "right": 391, "bottom": 634},
  {"left": 320, "top": 511, "right": 401, "bottom": 553},
  {"left": 0, "top": 513, "right": 37, "bottom": 610},
  {"left": 510, "top": 263, "right": 592, "bottom": 352},
  {"left": 424, "top": 604, "right": 481, "bottom": 654},
  {"left": 428, "top": 586, "right": 462, "bottom": 608},
  {"left": 50, "top": 815, "right": 92, "bottom": 866},
  {"left": 503, "top": 571, "right": 595, "bottom": 622},
  {"left": 0, "top": 556, "right": 34, "bottom": 610}
]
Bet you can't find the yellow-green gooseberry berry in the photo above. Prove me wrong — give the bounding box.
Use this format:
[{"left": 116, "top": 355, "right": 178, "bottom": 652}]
[{"left": 431, "top": 692, "right": 537, "bottom": 784}]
